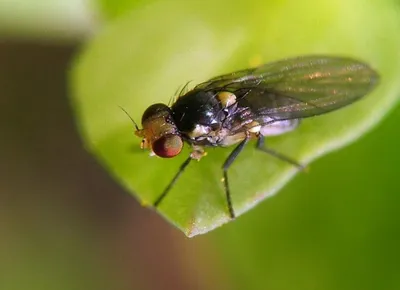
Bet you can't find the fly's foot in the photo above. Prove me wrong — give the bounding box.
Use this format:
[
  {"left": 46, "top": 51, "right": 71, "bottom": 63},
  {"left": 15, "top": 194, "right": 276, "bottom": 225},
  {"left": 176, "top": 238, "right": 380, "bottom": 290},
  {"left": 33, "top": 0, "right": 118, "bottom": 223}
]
[{"left": 190, "top": 146, "right": 207, "bottom": 161}]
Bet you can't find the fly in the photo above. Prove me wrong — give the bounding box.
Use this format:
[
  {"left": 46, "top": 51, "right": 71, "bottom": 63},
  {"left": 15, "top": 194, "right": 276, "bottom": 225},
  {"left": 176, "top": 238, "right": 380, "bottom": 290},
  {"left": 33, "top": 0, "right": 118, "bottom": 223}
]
[{"left": 129, "top": 55, "right": 379, "bottom": 219}]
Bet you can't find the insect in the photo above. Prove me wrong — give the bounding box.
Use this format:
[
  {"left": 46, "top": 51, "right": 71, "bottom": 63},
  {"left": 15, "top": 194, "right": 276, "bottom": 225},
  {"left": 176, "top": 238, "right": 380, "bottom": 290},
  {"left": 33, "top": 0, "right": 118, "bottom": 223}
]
[{"left": 128, "top": 55, "right": 379, "bottom": 219}]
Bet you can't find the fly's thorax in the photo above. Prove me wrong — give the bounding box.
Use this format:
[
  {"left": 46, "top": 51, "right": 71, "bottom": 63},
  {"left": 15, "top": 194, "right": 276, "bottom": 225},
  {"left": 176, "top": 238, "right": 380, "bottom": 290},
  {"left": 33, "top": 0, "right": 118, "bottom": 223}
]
[
  {"left": 171, "top": 89, "right": 225, "bottom": 133},
  {"left": 245, "top": 121, "right": 262, "bottom": 133},
  {"left": 177, "top": 90, "right": 250, "bottom": 147},
  {"left": 137, "top": 103, "right": 183, "bottom": 158},
  {"left": 216, "top": 91, "right": 237, "bottom": 108},
  {"left": 187, "top": 124, "right": 212, "bottom": 139},
  {"left": 218, "top": 131, "right": 247, "bottom": 147}
]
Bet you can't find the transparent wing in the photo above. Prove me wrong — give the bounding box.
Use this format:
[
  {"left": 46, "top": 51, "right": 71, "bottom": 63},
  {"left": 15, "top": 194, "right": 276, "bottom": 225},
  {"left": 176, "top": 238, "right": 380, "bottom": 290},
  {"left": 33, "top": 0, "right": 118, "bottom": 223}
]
[{"left": 195, "top": 55, "right": 379, "bottom": 122}]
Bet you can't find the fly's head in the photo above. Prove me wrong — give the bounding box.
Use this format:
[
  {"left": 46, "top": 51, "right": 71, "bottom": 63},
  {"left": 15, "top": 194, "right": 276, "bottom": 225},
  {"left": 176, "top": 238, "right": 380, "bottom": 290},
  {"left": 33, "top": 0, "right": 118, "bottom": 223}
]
[{"left": 136, "top": 103, "right": 183, "bottom": 158}]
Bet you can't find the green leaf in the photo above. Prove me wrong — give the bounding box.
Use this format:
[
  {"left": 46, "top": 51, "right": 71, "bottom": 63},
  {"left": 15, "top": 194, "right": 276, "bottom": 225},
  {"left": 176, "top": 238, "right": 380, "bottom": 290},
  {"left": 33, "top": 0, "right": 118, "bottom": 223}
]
[
  {"left": 96, "top": 0, "right": 155, "bottom": 21},
  {"left": 70, "top": 0, "right": 400, "bottom": 237}
]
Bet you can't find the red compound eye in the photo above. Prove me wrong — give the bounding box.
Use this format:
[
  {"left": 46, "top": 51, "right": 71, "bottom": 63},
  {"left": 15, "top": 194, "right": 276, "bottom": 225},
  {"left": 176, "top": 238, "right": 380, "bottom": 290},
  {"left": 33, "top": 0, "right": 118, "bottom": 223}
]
[{"left": 152, "top": 134, "right": 183, "bottom": 158}]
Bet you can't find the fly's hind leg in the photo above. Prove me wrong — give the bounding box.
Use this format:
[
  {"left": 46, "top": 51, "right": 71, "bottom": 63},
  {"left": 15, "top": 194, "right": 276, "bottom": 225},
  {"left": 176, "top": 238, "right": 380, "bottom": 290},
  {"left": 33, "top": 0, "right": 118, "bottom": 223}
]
[
  {"left": 256, "top": 135, "right": 306, "bottom": 171},
  {"left": 222, "top": 136, "right": 250, "bottom": 219}
]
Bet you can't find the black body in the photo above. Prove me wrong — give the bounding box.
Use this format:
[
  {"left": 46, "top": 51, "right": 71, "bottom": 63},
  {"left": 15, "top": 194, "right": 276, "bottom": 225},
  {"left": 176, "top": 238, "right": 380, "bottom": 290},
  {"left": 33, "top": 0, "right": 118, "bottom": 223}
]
[{"left": 172, "top": 89, "right": 224, "bottom": 134}]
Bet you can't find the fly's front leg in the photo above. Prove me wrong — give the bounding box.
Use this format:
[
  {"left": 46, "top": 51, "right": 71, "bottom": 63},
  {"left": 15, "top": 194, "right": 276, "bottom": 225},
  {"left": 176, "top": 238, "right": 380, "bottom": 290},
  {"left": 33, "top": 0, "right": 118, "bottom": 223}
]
[
  {"left": 153, "top": 156, "right": 192, "bottom": 207},
  {"left": 256, "top": 135, "right": 306, "bottom": 171},
  {"left": 222, "top": 136, "right": 250, "bottom": 219},
  {"left": 153, "top": 146, "right": 206, "bottom": 208}
]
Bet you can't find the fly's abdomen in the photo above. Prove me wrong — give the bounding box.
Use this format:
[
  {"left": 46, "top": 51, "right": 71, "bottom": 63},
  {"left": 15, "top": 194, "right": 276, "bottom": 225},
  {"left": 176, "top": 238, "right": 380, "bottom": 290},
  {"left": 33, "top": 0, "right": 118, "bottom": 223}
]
[{"left": 259, "top": 119, "right": 299, "bottom": 136}]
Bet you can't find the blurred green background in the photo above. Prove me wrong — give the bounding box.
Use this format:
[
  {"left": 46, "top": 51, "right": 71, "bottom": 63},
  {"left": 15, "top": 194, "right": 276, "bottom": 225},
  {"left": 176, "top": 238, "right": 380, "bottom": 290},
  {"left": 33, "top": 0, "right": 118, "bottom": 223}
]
[{"left": 1, "top": 1, "right": 400, "bottom": 290}]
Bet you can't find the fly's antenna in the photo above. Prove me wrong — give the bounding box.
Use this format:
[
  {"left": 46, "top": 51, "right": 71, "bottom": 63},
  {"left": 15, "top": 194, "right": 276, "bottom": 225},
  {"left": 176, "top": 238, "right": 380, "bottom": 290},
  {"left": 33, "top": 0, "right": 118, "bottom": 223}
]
[{"left": 118, "top": 105, "right": 140, "bottom": 131}]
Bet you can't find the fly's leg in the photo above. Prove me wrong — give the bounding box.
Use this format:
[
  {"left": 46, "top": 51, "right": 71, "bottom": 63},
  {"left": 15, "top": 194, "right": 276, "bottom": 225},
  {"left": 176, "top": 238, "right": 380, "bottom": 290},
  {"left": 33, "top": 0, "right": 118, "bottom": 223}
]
[
  {"left": 256, "top": 135, "right": 306, "bottom": 171},
  {"left": 153, "top": 156, "right": 192, "bottom": 207},
  {"left": 222, "top": 136, "right": 250, "bottom": 219}
]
